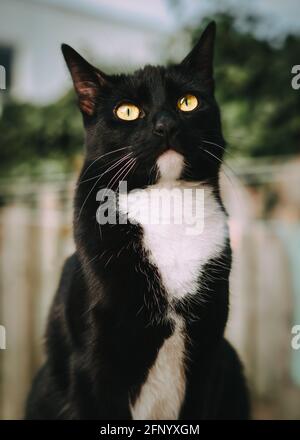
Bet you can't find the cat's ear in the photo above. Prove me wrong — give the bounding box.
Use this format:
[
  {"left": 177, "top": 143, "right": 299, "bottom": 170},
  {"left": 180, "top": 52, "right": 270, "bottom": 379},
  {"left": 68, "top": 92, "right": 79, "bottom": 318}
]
[
  {"left": 61, "top": 44, "right": 108, "bottom": 116},
  {"left": 181, "top": 21, "right": 216, "bottom": 87}
]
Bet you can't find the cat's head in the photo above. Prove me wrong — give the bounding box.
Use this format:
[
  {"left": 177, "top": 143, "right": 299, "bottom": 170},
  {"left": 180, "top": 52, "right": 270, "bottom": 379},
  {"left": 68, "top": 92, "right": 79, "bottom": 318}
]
[{"left": 62, "top": 22, "right": 225, "bottom": 189}]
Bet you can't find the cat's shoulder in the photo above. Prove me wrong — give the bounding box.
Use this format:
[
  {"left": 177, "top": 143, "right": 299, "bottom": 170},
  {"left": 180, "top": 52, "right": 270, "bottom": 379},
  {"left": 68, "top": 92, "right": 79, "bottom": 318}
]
[{"left": 57, "top": 253, "right": 81, "bottom": 300}]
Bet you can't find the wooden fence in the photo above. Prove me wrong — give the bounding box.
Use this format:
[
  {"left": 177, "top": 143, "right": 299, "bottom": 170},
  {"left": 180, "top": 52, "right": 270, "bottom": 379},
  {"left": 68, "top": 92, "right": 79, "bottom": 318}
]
[
  {"left": 0, "top": 161, "right": 300, "bottom": 419},
  {"left": 0, "top": 178, "right": 75, "bottom": 419}
]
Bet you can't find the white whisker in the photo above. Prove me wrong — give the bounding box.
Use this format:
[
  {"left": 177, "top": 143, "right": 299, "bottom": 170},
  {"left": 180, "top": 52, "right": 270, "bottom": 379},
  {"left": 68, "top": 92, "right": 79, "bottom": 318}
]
[
  {"left": 80, "top": 146, "right": 130, "bottom": 180},
  {"left": 77, "top": 152, "right": 133, "bottom": 219}
]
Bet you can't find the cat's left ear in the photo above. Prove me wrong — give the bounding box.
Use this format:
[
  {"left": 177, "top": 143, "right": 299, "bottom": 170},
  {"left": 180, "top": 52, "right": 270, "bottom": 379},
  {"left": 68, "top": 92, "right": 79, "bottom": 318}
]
[
  {"left": 61, "top": 44, "right": 108, "bottom": 117},
  {"left": 181, "top": 21, "right": 216, "bottom": 89}
]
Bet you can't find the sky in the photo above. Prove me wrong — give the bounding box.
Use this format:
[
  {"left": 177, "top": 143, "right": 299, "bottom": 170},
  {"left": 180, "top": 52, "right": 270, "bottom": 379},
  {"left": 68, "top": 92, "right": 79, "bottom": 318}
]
[
  {"left": 177, "top": 0, "right": 300, "bottom": 40},
  {"left": 79, "top": 0, "right": 300, "bottom": 40}
]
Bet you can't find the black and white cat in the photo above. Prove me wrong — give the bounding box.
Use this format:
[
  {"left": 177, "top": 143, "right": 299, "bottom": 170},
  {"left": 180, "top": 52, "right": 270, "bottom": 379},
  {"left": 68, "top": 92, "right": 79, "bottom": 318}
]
[{"left": 26, "top": 22, "right": 250, "bottom": 420}]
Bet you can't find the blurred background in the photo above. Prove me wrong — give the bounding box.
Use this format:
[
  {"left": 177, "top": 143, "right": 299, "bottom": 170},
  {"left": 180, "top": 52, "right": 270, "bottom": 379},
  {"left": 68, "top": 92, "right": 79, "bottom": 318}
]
[{"left": 0, "top": 0, "right": 300, "bottom": 419}]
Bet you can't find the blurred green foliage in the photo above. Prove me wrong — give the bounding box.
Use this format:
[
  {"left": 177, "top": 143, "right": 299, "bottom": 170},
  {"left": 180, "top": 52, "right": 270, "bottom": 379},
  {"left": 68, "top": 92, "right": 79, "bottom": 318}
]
[
  {"left": 0, "top": 92, "right": 83, "bottom": 175},
  {"left": 194, "top": 14, "right": 300, "bottom": 157},
  {"left": 0, "top": 13, "right": 299, "bottom": 174}
]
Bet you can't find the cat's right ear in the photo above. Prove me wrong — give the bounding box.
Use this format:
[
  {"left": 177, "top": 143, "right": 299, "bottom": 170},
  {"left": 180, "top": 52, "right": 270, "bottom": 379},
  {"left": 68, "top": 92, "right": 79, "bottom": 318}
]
[
  {"left": 181, "top": 21, "right": 216, "bottom": 90},
  {"left": 61, "top": 44, "right": 108, "bottom": 117}
]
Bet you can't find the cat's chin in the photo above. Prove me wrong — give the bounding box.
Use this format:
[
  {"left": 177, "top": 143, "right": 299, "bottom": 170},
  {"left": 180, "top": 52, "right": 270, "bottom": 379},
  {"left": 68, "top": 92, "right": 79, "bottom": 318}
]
[{"left": 156, "top": 149, "right": 184, "bottom": 182}]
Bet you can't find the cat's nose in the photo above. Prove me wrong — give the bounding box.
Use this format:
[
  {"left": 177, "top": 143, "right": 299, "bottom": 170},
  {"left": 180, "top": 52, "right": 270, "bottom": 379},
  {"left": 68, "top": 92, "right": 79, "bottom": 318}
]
[{"left": 153, "top": 111, "right": 178, "bottom": 138}]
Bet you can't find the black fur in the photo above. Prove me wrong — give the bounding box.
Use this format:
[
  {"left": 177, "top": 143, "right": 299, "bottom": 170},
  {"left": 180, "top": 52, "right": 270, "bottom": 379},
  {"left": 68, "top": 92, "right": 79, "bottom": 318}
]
[{"left": 26, "top": 22, "right": 250, "bottom": 420}]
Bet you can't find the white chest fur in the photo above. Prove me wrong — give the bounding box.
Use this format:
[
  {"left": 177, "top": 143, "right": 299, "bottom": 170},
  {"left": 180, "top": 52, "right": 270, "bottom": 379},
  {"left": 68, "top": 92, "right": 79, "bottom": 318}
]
[{"left": 119, "top": 181, "right": 227, "bottom": 299}]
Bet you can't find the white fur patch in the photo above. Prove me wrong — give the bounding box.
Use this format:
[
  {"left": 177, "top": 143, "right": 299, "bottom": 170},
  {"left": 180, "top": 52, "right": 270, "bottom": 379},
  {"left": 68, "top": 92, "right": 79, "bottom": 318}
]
[
  {"left": 157, "top": 150, "right": 184, "bottom": 181},
  {"left": 130, "top": 315, "right": 186, "bottom": 420},
  {"left": 120, "top": 181, "right": 227, "bottom": 299}
]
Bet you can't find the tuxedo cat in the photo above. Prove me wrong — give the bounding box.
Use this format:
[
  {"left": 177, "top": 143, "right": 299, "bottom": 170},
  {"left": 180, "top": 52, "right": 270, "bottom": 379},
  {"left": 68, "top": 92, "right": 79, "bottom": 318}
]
[{"left": 26, "top": 22, "right": 250, "bottom": 420}]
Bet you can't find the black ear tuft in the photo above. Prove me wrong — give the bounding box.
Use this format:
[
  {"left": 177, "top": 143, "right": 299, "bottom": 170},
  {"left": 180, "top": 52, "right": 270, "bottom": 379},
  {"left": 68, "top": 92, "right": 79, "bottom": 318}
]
[
  {"left": 181, "top": 21, "right": 216, "bottom": 87},
  {"left": 61, "top": 44, "right": 107, "bottom": 116}
]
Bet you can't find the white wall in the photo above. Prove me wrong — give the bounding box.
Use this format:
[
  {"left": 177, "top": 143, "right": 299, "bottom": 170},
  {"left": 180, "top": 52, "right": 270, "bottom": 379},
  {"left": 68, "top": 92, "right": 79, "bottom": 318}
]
[{"left": 0, "top": 0, "right": 182, "bottom": 104}]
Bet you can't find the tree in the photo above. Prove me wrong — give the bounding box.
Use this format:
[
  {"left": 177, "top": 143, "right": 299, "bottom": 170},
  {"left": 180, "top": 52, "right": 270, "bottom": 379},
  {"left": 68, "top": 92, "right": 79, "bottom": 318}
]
[
  {"left": 187, "top": 13, "right": 300, "bottom": 157},
  {"left": 0, "top": 92, "right": 83, "bottom": 174}
]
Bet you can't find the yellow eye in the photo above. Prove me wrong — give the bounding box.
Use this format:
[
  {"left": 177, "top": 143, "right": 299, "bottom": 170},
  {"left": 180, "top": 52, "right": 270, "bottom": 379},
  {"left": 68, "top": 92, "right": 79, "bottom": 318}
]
[
  {"left": 177, "top": 94, "right": 199, "bottom": 112},
  {"left": 115, "top": 103, "right": 141, "bottom": 121}
]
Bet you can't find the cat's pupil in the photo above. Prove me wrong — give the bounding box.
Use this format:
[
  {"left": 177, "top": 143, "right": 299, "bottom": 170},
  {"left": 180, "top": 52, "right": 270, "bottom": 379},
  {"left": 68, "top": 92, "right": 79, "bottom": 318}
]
[{"left": 127, "top": 108, "right": 130, "bottom": 116}]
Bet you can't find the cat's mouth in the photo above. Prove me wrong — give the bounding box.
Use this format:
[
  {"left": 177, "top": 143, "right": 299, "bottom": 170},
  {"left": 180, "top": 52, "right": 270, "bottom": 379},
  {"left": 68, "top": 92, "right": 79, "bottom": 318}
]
[{"left": 159, "top": 141, "right": 184, "bottom": 155}]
